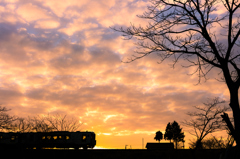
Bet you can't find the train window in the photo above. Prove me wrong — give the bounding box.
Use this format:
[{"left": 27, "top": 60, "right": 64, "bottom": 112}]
[
  {"left": 82, "top": 135, "right": 86, "bottom": 141},
  {"left": 47, "top": 136, "right": 51, "bottom": 140},
  {"left": 58, "top": 136, "right": 62, "bottom": 139},
  {"left": 53, "top": 136, "right": 57, "bottom": 140},
  {"left": 42, "top": 136, "right": 46, "bottom": 140},
  {"left": 11, "top": 136, "right": 17, "bottom": 141},
  {"left": 0, "top": 136, "right": 2, "bottom": 140},
  {"left": 66, "top": 136, "right": 70, "bottom": 140}
]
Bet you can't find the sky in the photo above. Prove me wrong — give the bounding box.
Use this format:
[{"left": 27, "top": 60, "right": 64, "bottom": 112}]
[{"left": 0, "top": 0, "right": 232, "bottom": 149}]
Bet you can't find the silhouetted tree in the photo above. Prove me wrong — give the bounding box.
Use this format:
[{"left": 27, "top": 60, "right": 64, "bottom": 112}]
[
  {"left": 10, "top": 116, "right": 54, "bottom": 132},
  {"left": 183, "top": 98, "right": 230, "bottom": 149},
  {"left": 45, "top": 114, "right": 82, "bottom": 132},
  {"left": 164, "top": 122, "right": 173, "bottom": 143},
  {"left": 10, "top": 117, "right": 32, "bottom": 132},
  {"left": 114, "top": 0, "right": 240, "bottom": 147},
  {"left": 154, "top": 130, "right": 163, "bottom": 142},
  {"left": 30, "top": 116, "right": 54, "bottom": 132},
  {"left": 0, "top": 106, "right": 16, "bottom": 131},
  {"left": 221, "top": 112, "right": 235, "bottom": 140},
  {"left": 164, "top": 121, "right": 185, "bottom": 149},
  {"left": 10, "top": 114, "right": 82, "bottom": 132},
  {"left": 189, "top": 135, "right": 234, "bottom": 149},
  {"left": 171, "top": 121, "right": 185, "bottom": 149}
]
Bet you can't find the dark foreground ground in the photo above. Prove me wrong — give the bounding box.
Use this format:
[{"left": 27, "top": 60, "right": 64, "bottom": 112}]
[{"left": 0, "top": 149, "right": 226, "bottom": 159}]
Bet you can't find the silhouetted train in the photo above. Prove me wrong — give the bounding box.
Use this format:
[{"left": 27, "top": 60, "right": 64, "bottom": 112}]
[{"left": 0, "top": 131, "right": 96, "bottom": 150}]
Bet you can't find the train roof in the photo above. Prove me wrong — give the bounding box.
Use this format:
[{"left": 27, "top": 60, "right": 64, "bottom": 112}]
[{"left": 0, "top": 131, "right": 95, "bottom": 134}]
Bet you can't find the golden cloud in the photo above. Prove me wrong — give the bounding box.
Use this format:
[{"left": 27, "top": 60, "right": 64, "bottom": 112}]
[
  {"left": 34, "top": 19, "right": 60, "bottom": 29},
  {"left": 16, "top": 3, "right": 52, "bottom": 22},
  {"left": 0, "top": 0, "right": 231, "bottom": 149}
]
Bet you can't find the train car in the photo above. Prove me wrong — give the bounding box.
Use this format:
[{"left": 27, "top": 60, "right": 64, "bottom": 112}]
[
  {"left": 146, "top": 143, "right": 174, "bottom": 150},
  {"left": 0, "top": 131, "right": 96, "bottom": 150}
]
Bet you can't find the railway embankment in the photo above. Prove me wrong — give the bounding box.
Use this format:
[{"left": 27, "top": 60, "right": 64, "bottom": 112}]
[{"left": 2, "top": 149, "right": 225, "bottom": 159}]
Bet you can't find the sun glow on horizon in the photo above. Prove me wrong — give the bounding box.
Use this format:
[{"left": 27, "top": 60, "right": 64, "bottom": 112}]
[
  {"left": 93, "top": 146, "right": 108, "bottom": 149},
  {"left": 0, "top": 0, "right": 231, "bottom": 150}
]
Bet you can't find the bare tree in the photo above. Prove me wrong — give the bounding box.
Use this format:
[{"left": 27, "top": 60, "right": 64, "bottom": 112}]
[
  {"left": 183, "top": 98, "right": 230, "bottom": 148},
  {"left": 0, "top": 106, "right": 16, "bottom": 131},
  {"left": 29, "top": 116, "right": 54, "bottom": 132},
  {"left": 10, "top": 116, "right": 53, "bottom": 132},
  {"left": 10, "top": 117, "right": 32, "bottom": 132},
  {"left": 9, "top": 114, "right": 82, "bottom": 132},
  {"left": 114, "top": 0, "right": 240, "bottom": 146},
  {"left": 44, "top": 114, "right": 82, "bottom": 132},
  {"left": 189, "top": 135, "right": 234, "bottom": 149},
  {"left": 206, "top": 135, "right": 234, "bottom": 149}
]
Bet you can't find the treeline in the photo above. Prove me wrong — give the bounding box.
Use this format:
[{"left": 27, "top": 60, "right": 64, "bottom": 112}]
[
  {"left": 154, "top": 121, "right": 185, "bottom": 149},
  {"left": 184, "top": 98, "right": 235, "bottom": 149},
  {"left": 154, "top": 98, "right": 235, "bottom": 149},
  {"left": 0, "top": 106, "right": 82, "bottom": 132}
]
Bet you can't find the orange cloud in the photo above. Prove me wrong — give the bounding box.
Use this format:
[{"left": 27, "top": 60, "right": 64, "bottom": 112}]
[
  {"left": 34, "top": 19, "right": 60, "bottom": 29},
  {"left": 16, "top": 3, "right": 52, "bottom": 22},
  {"left": 0, "top": 0, "right": 230, "bottom": 149},
  {"left": 59, "top": 19, "right": 98, "bottom": 36}
]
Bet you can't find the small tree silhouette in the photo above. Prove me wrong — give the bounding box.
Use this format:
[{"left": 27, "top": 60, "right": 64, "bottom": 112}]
[
  {"left": 172, "top": 121, "right": 185, "bottom": 149},
  {"left": 164, "top": 122, "right": 173, "bottom": 143},
  {"left": 154, "top": 130, "right": 163, "bottom": 143},
  {"left": 164, "top": 121, "right": 185, "bottom": 149}
]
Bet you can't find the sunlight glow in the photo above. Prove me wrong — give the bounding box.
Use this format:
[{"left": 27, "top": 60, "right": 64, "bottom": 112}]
[
  {"left": 103, "top": 115, "right": 117, "bottom": 123},
  {"left": 0, "top": 0, "right": 231, "bottom": 149}
]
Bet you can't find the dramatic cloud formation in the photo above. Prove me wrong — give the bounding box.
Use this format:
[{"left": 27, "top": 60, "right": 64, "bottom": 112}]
[{"left": 0, "top": 0, "right": 230, "bottom": 148}]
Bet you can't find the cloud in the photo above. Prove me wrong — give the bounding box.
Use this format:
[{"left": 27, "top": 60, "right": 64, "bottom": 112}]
[
  {"left": 58, "top": 19, "right": 98, "bottom": 36},
  {"left": 0, "top": 0, "right": 231, "bottom": 149},
  {"left": 38, "top": 0, "right": 89, "bottom": 17},
  {"left": 34, "top": 19, "right": 60, "bottom": 29},
  {"left": 16, "top": 3, "right": 52, "bottom": 22}
]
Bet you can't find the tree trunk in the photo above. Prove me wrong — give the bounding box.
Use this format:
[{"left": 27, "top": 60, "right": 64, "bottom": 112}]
[
  {"left": 221, "top": 113, "right": 235, "bottom": 139},
  {"left": 195, "top": 139, "right": 203, "bottom": 149},
  {"left": 229, "top": 87, "right": 240, "bottom": 146}
]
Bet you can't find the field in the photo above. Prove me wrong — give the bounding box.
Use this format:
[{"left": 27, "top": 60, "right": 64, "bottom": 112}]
[{"left": 2, "top": 149, "right": 225, "bottom": 159}]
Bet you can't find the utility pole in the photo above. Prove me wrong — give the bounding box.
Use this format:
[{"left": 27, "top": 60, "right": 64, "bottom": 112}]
[{"left": 142, "top": 138, "right": 144, "bottom": 149}]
